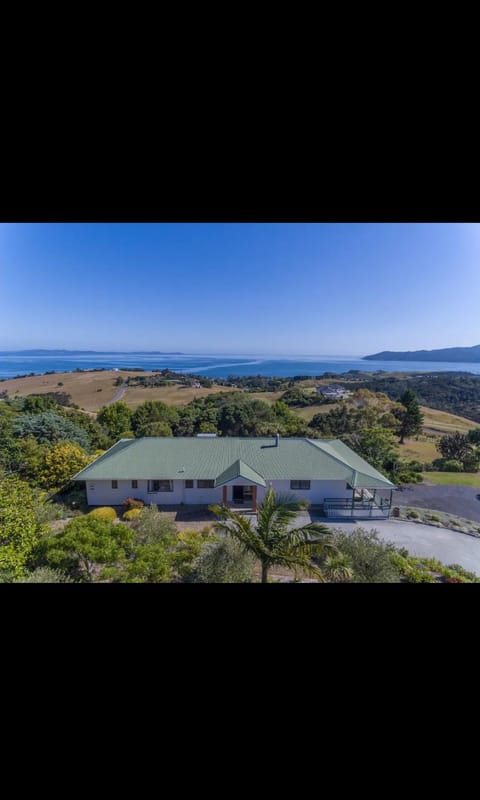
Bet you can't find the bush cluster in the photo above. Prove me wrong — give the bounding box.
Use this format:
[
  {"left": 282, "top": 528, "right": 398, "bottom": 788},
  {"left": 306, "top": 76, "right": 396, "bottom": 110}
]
[{"left": 88, "top": 507, "right": 117, "bottom": 521}]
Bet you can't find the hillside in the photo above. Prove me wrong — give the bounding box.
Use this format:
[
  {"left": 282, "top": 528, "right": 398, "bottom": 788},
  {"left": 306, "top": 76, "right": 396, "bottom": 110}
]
[
  {"left": 0, "top": 370, "right": 237, "bottom": 412},
  {"left": 364, "top": 344, "right": 480, "bottom": 362}
]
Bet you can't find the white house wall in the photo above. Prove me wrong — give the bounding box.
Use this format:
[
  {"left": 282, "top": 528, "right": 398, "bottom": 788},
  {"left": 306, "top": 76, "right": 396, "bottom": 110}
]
[
  {"left": 258, "top": 480, "right": 352, "bottom": 505},
  {"left": 85, "top": 478, "right": 352, "bottom": 506}
]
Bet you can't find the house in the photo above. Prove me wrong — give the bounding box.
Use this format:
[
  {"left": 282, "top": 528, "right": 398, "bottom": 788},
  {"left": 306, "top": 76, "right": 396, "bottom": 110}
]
[
  {"left": 316, "top": 384, "right": 352, "bottom": 399},
  {"left": 73, "top": 434, "right": 395, "bottom": 518}
]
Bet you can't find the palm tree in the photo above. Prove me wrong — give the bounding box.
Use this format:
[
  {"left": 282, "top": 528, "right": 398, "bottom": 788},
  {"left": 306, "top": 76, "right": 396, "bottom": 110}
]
[
  {"left": 210, "top": 486, "right": 336, "bottom": 583},
  {"left": 322, "top": 553, "right": 354, "bottom": 583}
]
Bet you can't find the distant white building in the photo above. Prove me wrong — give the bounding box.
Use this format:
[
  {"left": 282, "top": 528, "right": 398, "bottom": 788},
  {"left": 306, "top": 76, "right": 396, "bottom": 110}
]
[{"left": 316, "top": 384, "right": 352, "bottom": 399}]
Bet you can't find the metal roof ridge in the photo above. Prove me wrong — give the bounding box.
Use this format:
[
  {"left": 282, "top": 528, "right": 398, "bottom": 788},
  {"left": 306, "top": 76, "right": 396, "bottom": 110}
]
[
  {"left": 305, "top": 438, "right": 356, "bottom": 481},
  {"left": 71, "top": 437, "right": 138, "bottom": 480}
]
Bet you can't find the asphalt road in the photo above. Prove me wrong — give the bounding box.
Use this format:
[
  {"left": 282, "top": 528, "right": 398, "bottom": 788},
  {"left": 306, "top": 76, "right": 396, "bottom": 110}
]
[
  {"left": 321, "top": 519, "right": 480, "bottom": 575},
  {"left": 107, "top": 382, "right": 128, "bottom": 405},
  {"left": 392, "top": 484, "right": 480, "bottom": 523}
]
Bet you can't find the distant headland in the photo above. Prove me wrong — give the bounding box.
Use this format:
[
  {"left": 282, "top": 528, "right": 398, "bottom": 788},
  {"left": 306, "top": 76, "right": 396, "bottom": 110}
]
[
  {"left": 364, "top": 344, "right": 480, "bottom": 363},
  {"left": 0, "top": 349, "right": 185, "bottom": 356}
]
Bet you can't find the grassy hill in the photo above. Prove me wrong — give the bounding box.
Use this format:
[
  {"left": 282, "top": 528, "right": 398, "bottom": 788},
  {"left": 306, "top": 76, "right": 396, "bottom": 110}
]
[{"left": 0, "top": 370, "right": 237, "bottom": 412}]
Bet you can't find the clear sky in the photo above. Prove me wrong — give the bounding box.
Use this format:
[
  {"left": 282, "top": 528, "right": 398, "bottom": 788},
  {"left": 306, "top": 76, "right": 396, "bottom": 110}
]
[{"left": 1, "top": 222, "right": 479, "bottom": 355}]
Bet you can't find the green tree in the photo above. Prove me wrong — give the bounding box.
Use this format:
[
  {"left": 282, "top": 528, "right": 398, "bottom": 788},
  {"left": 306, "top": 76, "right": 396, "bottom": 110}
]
[
  {"left": 0, "top": 476, "right": 46, "bottom": 578},
  {"left": 41, "top": 517, "right": 134, "bottom": 581},
  {"left": 467, "top": 428, "right": 480, "bottom": 446},
  {"left": 193, "top": 537, "right": 256, "bottom": 583},
  {"left": 140, "top": 421, "right": 173, "bottom": 437},
  {"left": 131, "top": 401, "right": 179, "bottom": 437},
  {"left": 40, "top": 442, "right": 91, "bottom": 490},
  {"left": 397, "top": 389, "right": 424, "bottom": 444},
  {"left": 16, "top": 437, "right": 46, "bottom": 484},
  {"left": 129, "top": 504, "right": 177, "bottom": 544},
  {"left": 210, "top": 486, "right": 334, "bottom": 583},
  {"left": 13, "top": 411, "right": 90, "bottom": 449},
  {"left": 438, "top": 431, "right": 471, "bottom": 461},
  {"left": 345, "top": 427, "right": 398, "bottom": 473},
  {"left": 22, "top": 395, "right": 57, "bottom": 413},
  {"left": 103, "top": 543, "right": 173, "bottom": 583},
  {"left": 97, "top": 401, "right": 133, "bottom": 441}
]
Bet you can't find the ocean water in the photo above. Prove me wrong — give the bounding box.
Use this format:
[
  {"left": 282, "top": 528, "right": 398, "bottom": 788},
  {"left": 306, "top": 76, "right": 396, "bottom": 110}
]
[{"left": 1, "top": 353, "right": 480, "bottom": 380}]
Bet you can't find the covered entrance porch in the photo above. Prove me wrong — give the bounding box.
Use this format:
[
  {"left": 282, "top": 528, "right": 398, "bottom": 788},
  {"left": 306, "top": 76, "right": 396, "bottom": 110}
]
[
  {"left": 222, "top": 483, "right": 258, "bottom": 511},
  {"left": 214, "top": 458, "right": 266, "bottom": 513}
]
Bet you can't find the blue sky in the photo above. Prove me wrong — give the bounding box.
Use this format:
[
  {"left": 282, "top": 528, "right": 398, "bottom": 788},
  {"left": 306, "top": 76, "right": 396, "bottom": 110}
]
[{"left": 0, "top": 223, "right": 479, "bottom": 355}]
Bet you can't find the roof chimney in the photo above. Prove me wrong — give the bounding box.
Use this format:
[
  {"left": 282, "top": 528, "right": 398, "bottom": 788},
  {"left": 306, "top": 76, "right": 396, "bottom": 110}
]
[{"left": 275, "top": 432, "right": 280, "bottom": 446}]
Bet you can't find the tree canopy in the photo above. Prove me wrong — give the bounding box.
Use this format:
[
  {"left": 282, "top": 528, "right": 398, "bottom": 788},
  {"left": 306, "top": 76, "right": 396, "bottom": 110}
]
[{"left": 0, "top": 476, "right": 46, "bottom": 578}]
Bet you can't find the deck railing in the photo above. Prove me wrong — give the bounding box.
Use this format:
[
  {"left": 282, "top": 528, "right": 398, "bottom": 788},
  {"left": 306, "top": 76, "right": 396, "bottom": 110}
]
[{"left": 323, "top": 497, "right": 391, "bottom": 518}]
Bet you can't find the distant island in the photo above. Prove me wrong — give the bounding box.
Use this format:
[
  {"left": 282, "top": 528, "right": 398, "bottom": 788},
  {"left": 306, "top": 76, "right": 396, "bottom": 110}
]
[
  {"left": 0, "top": 350, "right": 184, "bottom": 356},
  {"left": 364, "top": 344, "right": 480, "bottom": 363}
]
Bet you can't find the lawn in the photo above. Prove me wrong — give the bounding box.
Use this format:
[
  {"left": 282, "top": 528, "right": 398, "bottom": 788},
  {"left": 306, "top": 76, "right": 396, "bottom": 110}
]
[
  {"left": 398, "top": 437, "right": 439, "bottom": 464},
  {"left": 422, "top": 471, "right": 480, "bottom": 486}
]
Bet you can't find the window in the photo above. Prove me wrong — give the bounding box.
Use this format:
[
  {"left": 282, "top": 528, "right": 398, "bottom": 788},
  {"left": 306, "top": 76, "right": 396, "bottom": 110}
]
[
  {"left": 132, "top": 480, "right": 138, "bottom": 489},
  {"left": 185, "top": 480, "right": 194, "bottom": 489},
  {"left": 290, "top": 480, "right": 310, "bottom": 490},
  {"left": 197, "top": 480, "right": 215, "bottom": 489},
  {"left": 112, "top": 480, "right": 118, "bottom": 489},
  {"left": 148, "top": 480, "right": 173, "bottom": 492}
]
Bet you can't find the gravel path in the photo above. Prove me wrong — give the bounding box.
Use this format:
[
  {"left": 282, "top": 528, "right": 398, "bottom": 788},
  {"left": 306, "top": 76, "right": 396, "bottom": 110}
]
[{"left": 107, "top": 381, "right": 128, "bottom": 405}]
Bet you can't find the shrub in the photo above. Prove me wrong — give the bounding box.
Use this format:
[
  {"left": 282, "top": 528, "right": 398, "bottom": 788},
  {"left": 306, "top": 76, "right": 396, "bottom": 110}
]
[
  {"left": 314, "top": 528, "right": 402, "bottom": 583},
  {"left": 462, "top": 454, "right": 480, "bottom": 472},
  {"left": 442, "top": 459, "right": 464, "bottom": 472},
  {"left": 193, "top": 537, "right": 256, "bottom": 583},
  {"left": 123, "top": 497, "right": 145, "bottom": 511},
  {"left": 88, "top": 506, "right": 117, "bottom": 521},
  {"left": 427, "top": 513, "right": 441, "bottom": 523},
  {"left": 406, "top": 510, "right": 419, "bottom": 519},
  {"left": 17, "top": 566, "right": 74, "bottom": 583},
  {"left": 129, "top": 505, "right": 177, "bottom": 544},
  {"left": 406, "top": 460, "right": 424, "bottom": 472},
  {"left": 123, "top": 508, "right": 142, "bottom": 521}
]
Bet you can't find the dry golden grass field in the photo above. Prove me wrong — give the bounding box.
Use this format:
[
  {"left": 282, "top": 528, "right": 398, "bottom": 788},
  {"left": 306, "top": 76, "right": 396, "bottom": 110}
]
[
  {"left": 123, "top": 383, "right": 237, "bottom": 410},
  {"left": 420, "top": 406, "right": 478, "bottom": 435},
  {"left": 0, "top": 370, "right": 238, "bottom": 412}
]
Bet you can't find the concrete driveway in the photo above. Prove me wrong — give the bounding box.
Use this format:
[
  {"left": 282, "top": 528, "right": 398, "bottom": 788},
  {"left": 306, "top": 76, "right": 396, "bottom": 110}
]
[
  {"left": 315, "top": 518, "right": 480, "bottom": 576},
  {"left": 392, "top": 484, "right": 480, "bottom": 523}
]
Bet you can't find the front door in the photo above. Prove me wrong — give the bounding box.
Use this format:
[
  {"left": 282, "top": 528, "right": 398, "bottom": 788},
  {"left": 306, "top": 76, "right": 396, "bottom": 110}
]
[{"left": 233, "top": 486, "right": 244, "bottom": 502}]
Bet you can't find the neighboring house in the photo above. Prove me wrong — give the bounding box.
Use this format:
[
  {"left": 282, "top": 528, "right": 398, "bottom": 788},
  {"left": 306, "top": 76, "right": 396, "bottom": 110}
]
[
  {"left": 73, "top": 434, "right": 395, "bottom": 518},
  {"left": 316, "top": 384, "right": 352, "bottom": 399}
]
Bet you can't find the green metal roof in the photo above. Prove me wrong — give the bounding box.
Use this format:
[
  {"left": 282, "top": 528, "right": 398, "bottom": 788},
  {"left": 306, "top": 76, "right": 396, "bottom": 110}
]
[
  {"left": 73, "top": 436, "right": 394, "bottom": 488},
  {"left": 308, "top": 440, "right": 396, "bottom": 489},
  {"left": 214, "top": 459, "right": 267, "bottom": 488}
]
